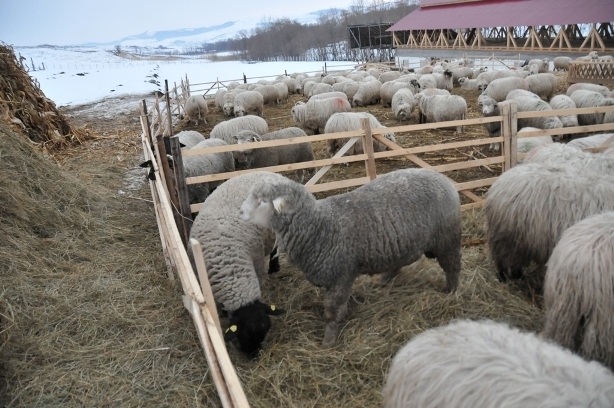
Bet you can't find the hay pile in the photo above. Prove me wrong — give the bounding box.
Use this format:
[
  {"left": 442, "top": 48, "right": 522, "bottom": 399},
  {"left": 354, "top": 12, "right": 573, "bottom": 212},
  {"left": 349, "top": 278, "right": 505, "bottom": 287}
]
[{"left": 0, "top": 43, "right": 86, "bottom": 150}]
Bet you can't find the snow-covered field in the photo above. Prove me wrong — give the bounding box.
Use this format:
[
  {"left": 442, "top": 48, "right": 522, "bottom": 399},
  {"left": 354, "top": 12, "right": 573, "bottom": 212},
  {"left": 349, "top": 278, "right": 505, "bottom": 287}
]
[{"left": 17, "top": 46, "right": 362, "bottom": 107}]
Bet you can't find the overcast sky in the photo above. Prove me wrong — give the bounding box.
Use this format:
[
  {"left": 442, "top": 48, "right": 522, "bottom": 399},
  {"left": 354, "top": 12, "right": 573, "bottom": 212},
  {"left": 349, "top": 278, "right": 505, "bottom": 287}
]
[{"left": 0, "top": 0, "right": 353, "bottom": 46}]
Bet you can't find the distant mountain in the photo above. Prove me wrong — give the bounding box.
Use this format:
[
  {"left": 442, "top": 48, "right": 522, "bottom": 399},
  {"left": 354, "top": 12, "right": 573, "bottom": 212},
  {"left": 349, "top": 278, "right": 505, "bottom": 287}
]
[{"left": 81, "top": 8, "right": 344, "bottom": 49}]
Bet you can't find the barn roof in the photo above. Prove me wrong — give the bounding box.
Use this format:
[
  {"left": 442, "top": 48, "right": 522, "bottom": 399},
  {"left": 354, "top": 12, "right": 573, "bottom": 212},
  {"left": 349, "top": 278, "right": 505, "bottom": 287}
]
[{"left": 388, "top": 0, "right": 614, "bottom": 31}]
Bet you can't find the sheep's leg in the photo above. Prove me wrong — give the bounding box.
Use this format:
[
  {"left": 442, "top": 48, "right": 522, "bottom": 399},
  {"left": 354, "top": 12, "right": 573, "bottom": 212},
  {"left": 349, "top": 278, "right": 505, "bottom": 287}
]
[
  {"left": 436, "top": 249, "right": 461, "bottom": 293},
  {"left": 322, "top": 279, "right": 353, "bottom": 347},
  {"left": 268, "top": 248, "right": 280, "bottom": 274},
  {"left": 296, "top": 170, "right": 304, "bottom": 184}
]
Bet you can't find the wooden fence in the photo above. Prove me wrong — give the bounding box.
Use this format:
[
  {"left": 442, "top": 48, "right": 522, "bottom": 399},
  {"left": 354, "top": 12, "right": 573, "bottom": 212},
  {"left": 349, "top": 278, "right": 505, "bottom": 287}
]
[
  {"left": 568, "top": 61, "right": 614, "bottom": 86},
  {"left": 139, "top": 75, "right": 614, "bottom": 407}
]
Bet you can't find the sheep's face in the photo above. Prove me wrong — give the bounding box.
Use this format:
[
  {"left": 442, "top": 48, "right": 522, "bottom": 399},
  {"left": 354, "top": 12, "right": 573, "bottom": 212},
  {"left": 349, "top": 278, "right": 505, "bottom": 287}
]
[
  {"left": 223, "top": 104, "right": 233, "bottom": 116},
  {"left": 482, "top": 101, "right": 498, "bottom": 115},
  {"left": 225, "top": 301, "right": 284, "bottom": 359},
  {"left": 234, "top": 107, "right": 245, "bottom": 117},
  {"left": 240, "top": 194, "right": 275, "bottom": 229}
]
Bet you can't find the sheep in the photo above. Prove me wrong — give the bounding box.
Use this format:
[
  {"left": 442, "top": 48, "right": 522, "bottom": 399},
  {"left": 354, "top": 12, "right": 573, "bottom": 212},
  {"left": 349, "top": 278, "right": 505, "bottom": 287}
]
[
  {"left": 210, "top": 116, "right": 269, "bottom": 144},
  {"left": 380, "top": 81, "right": 411, "bottom": 107},
  {"left": 341, "top": 81, "right": 361, "bottom": 101},
  {"left": 482, "top": 77, "right": 529, "bottom": 102},
  {"left": 273, "top": 82, "right": 289, "bottom": 104},
  {"left": 254, "top": 85, "right": 279, "bottom": 105},
  {"left": 553, "top": 56, "right": 573, "bottom": 71},
  {"left": 233, "top": 128, "right": 315, "bottom": 183},
  {"left": 346, "top": 71, "right": 369, "bottom": 82},
  {"left": 279, "top": 77, "right": 296, "bottom": 94},
  {"left": 175, "top": 130, "right": 206, "bottom": 149},
  {"left": 525, "top": 73, "right": 558, "bottom": 101},
  {"left": 549, "top": 94, "right": 578, "bottom": 128},
  {"left": 381, "top": 319, "right": 614, "bottom": 408},
  {"left": 233, "top": 90, "right": 264, "bottom": 117},
  {"left": 378, "top": 71, "right": 402, "bottom": 84},
  {"left": 522, "top": 58, "right": 549, "bottom": 73},
  {"left": 181, "top": 138, "right": 235, "bottom": 203},
  {"left": 568, "top": 133, "right": 614, "bottom": 150},
  {"left": 226, "top": 81, "right": 241, "bottom": 91},
  {"left": 352, "top": 80, "right": 382, "bottom": 107},
  {"left": 184, "top": 95, "right": 209, "bottom": 125},
  {"left": 599, "top": 55, "right": 614, "bottom": 62},
  {"left": 506, "top": 95, "right": 564, "bottom": 133},
  {"left": 451, "top": 67, "right": 481, "bottom": 86},
  {"left": 476, "top": 70, "right": 496, "bottom": 92},
  {"left": 458, "top": 77, "right": 479, "bottom": 91},
  {"left": 418, "top": 70, "right": 453, "bottom": 91},
  {"left": 516, "top": 127, "right": 553, "bottom": 154},
  {"left": 505, "top": 89, "right": 540, "bottom": 100},
  {"left": 414, "top": 93, "right": 467, "bottom": 134},
  {"left": 290, "top": 97, "right": 352, "bottom": 135},
  {"left": 567, "top": 83, "right": 611, "bottom": 97},
  {"left": 543, "top": 211, "right": 614, "bottom": 370},
  {"left": 188, "top": 171, "right": 286, "bottom": 358},
  {"left": 414, "top": 65, "right": 433, "bottom": 75},
  {"left": 391, "top": 88, "right": 415, "bottom": 122},
  {"left": 479, "top": 96, "right": 502, "bottom": 150},
  {"left": 331, "top": 81, "right": 349, "bottom": 92},
  {"left": 320, "top": 74, "right": 337, "bottom": 85},
  {"left": 308, "top": 91, "right": 348, "bottom": 101},
  {"left": 222, "top": 90, "right": 239, "bottom": 116},
  {"left": 523, "top": 142, "right": 614, "bottom": 174},
  {"left": 307, "top": 83, "right": 334, "bottom": 98},
  {"left": 238, "top": 168, "right": 461, "bottom": 346},
  {"left": 576, "top": 51, "right": 599, "bottom": 62},
  {"left": 490, "top": 69, "right": 531, "bottom": 81},
  {"left": 570, "top": 90, "right": 614, "bottom": 126},
  {"left": 324, "top": 112, "right": 396, "bottom": 156},
  {"left": 484, "top": 162, "right": 614, "bottom": 281},
  {"left": 214, "top": 89, "right": 227, "bottom": 112}
]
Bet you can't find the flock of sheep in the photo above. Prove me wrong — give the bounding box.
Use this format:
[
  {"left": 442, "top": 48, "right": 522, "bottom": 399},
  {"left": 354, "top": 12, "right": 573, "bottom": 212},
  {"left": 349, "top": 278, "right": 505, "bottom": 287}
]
[{"left": 164, "top": 52, "right": 614, "bottom": 406}]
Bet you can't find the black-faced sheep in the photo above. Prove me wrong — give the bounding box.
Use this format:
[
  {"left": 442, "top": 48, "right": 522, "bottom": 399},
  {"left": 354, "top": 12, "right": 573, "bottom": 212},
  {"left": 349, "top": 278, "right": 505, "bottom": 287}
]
[
  {"left": 290, "top": 97, "right": 352, "bottom": 135},
  {"left": 543, "top": 211, "right": 614, "bottom": 370},
  {"left": 233, "top": 128, "right": 315, "bottom": 183},
  {"left": 239, "top": 168, "right": 461, "bottom": 346},
  {"left": 484, "top": 163, "right": 614, "bottom": 281},
  {"left": 324, "top": 112, "right": 396, "bottom": 156},
  {"left": 382, "top": 319, "right": 614, "bottom": 408},
  {"left": 188, "top": 172, "right": 286, "bottom": 358}
]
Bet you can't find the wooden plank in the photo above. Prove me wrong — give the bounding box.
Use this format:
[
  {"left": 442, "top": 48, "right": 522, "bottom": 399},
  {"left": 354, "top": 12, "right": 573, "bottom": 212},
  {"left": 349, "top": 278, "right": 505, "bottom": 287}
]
[
  {"left": 499, "top": 101, "right": 513, "bottom": 171},
  {"left": 373, "top": 136, "right": 504, "bottom": 160},
  {"left": 517, "top": 105, "right": 614, "bottom": 118},
  {"left": 461, "top": 202, "right": 484, "bottom": 211},
  {"left": 430, "top": 156, "right": 505, "bottom": 173},
  {"left": 361, "top": 118, "right": 377, "bottom": 181},
  {"left": 371, "top": 134, "right": 433, "bottom": 168},
  {"left": 170, "top": 136, "right": 194, "bottom": 245},
  {"left": 190, "top": 153, "right": 367, "bottom": 185},
  {"left": 461, "top": 190, "right": 483, "bottom": 203},
  {"left": 515, "top": 123, "right": 614, "bottom": 138},
  {"left": 454, "top": 177, "right": 498, "bottom": 191},
  {"left": 305, "top": 137, "right": 361, "bottom": 186},
  {"left": 306, "top": 177, "right": 371, "bottom": 194},
  {"left": 189, "top": 239, "right": 223, "bottom": 338}
]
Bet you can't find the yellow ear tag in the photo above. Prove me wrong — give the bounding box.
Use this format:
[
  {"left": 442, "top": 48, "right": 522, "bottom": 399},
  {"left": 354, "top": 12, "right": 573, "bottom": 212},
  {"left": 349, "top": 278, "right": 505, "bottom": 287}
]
[
  {"left": 270, "top": 305, "right": 276, "bottom": 311},
  {"left": 225, "top": 325, "right": 238, "bottom": 334},
  {"left": 273, "top": 198, "right": 284, "bottom": 213}
]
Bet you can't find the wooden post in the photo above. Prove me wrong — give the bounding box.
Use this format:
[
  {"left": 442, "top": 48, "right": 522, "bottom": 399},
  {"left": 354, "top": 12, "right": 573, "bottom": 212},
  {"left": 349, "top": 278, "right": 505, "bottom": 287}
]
[
  {"left": 189, "top": 239, "right": 223, "bottom": 337},
  {"left": 243, "top": 73, "right": 247, "bottom": 84},
  {"left": 170, "top": 136, "right": 193, "bottom": 244},
  {"left": 499, "top": 100, "right": 517, "bottom": 171},
  {"left": 361, "top": 118, "right": 377, "bottom": 181},
  {"left": 164, "top": 80, "right": 174, "bottom": 138}
]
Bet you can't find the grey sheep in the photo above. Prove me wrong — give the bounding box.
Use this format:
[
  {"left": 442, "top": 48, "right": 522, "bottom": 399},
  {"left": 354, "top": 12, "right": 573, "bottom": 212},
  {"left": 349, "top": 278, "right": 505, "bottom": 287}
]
[
  {"left": 184, "top": 95, "right": 209, "bottom": 125},
  {"left": 210, "top": 116, "right": 269, "bottom": 144},
  {"left": 525, "top": 73, "right": 558, "bottom": 101},
  {"left": 382, "top": 319, "right": 614, "bottom": 408},
  {"left": 238, "top": 168, "right": 462, "bottom": 346},
  {"left": 233, "top": 90, "right": 264, "bottom": 117},
  {"left": 570, "top": 90, "right": 614, "bottom": 126},
  {"left": 233, "top": 127, "right": 315, "bottom": 183},
  {"left": 505, "top": 95, "right": 564, "bottom": 133},
  {"left": 324, "top": 112, "right": 396, "bottom": 156},
  {"left": 478, "top": 96, "right": 502, "bottom": 150},
  {"left": 181, "top": 138, "right": 235, "bottom": 203},
  {"left": 566, "top": 83, "right": 611, "bottom": 97},
  {"left": 482, "top": 77, "right": 529, "bottom": 102},
  {"left": 188, "top": 171, "right": 285, "bottom": 358},
  {"left": 352, "top": 79, "right": 382, "bottom": 106},
  {"left": 549, "top": 94, "right": 578, "bottom": 128},
  {"left": 380, "top": 81, "right": 411, "bottom": 107},
  {"left": 291, "top": 97, "right": 352, "bottom": 135},
  {"left": 484, "top": 162, "right": 614, "bottom": 281},
  {"left": 544, "top": 211, "right": 614, "bottom": 370},
  {"left": 175, "top": 130, "right": 206, "bottom": 149},
  {"left": 391, "top": 88, "right": 415, "bottom": 122},
  {"left": 523, "top": 142, "right": 614, "bottom": 174},
  {"left": 414, "top": 93, "right": 467, "bottom": 134}
]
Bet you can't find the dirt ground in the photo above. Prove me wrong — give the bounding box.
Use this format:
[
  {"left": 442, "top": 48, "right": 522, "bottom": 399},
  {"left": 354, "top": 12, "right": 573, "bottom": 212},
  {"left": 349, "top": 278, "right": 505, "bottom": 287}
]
[{"left": 1, "top": 70, "right": 571, "bottom": 406}]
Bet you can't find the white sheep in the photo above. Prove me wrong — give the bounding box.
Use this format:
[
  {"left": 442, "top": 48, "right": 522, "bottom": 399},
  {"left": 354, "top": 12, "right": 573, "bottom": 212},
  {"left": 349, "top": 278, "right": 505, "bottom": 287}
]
[
  {"left": 506, "top": 95, "right": 564, "bottom": 133},
  {"left": 254, "top": 85, "right": 280, "bottom": 105},
  {"left": 238, "top": 168, "right": 461, "bottom": 346},
  {"left": 341, "top": 81, "right": 361, "bottom": 101},
  {"left": 567, "top": 83, "right": 611, "bottom": 97},
  {"left": 181, "top": 138, "right": 235, "bottom": 203},
  {"left": 188, "top": 171, "right": 285, "bottom": 358},
  {"left": 308, "top": 91, "right": 348, "bottom": 101},
  {"left": 214, "top": 89, "right": 227, "bottom": 112},
  {"left": 378, "top": 71, "right": 402, "bottom": 83},
  {"left": 233, "top": 90, "right": 264, "bottom": 117},
  {"left": 475, "top": 70, "right": 496, "bottom": 92},
  {"left": 484, "top": 162, "right": 614, "bottom": 281},
  {"left": 549, "top": 94, "right": 578, "bottom": 128},
  {"left": 553, "top": 56, "right": 572, "bottom": 71},
  {"left": 380, "top": 81, "right": 411, "bottom": 107},
  {"left": 414, "top": 93, "right": 467, "bottom": 134},
  {"left": 382, "top": 319, "right": 614, "bottom": 408},
  {"left": 391, "top": 88, "right": 415, "bottom": 122},
  {"left": 575, "top": 51, "right": 599, "bottom": 62},
  {"left": 324, "top": 112, "right": 396, "bottom": 156},
  {"left": 414, "top": 65, "right": 433, "bottom": 75},
  {"left": 567, "top": 133, "right": 614, "bottom": 150},
  {"left": 544, "top": 211, "right": 614, "bottom": 370},
  {"left": 290, "top": 97, "right": 352, "bottom": 135},
  {"left": 175, "top": 130, "right": 206, "bottom": 149},
  {"left": 599, "top": 55, "right": 614, "bottom": 62},
  {"left": 233, "top": 127, "right": 315, "bottom": 183},
  {"left": 505, "top": 89, "right": 540, "bottom": 100},
  {"left": 482, "top": 77, "right": 529, "bottom": 102},
  {"left": 458, "top": 77, "right": 479, "bottom": 91},
  {"left": 210, "top": 116, "right": 269, "bottom": 144},
  {"left": 525, "top": 73, "right": 558, "bottom": 101},
  {"left": 184, "top": 95, "right": 209, "bottom": 125},
  {"left": 352, "top": 79, "right": 382, "bottom": 107},
  {"left": 222, "top": 90, "right": 240, "bottom": 116},
  {"left": 570, "top": 90, "right": 614, "bottom": 126},
  {"left": 479, "top": 96, "right": 502, "bottom": 150},
  {"left": 523, "top": 142, "right": 614, "bottom": 174},
  {"left": 273, "top": 82, "right": 289, "bottom": 104},
  {"left": 418, "top": 70, "right": 453, "bottom": 91},
  {"left": 523, "top": 58, "right": 549, "bottom": 73},
  {"left": 451, "top": 67, "right": 484, "bottom": 86},
  {"left": 490, "top": 69, "right": 531, "bottom": 81},
  {"left": 307, "top": 83, "right": 334, "bottom": 98},
  {"left": 516, "top": 127, "right": 553, "bottom": 155}
]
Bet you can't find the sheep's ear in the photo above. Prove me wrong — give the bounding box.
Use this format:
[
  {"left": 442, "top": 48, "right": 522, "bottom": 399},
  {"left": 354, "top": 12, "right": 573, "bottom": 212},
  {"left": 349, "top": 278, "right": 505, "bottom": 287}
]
[
  {"left": 252, "top": 135, "right": 261, "bottom": 143},
  {"left": 272, "top": 197, "right": 286, "bottom": 213},
  {"left": 265, "top": 304, "right": 285, "bottom": 316},
  {"left": 224, "top": 324, "right": 238, "bottom": 341},
  {"left": 232, "top": 135, "right": 238, "bottom": 141},
  {"left": 140, "top": 160, "right": 152, "bottom": 168}
]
